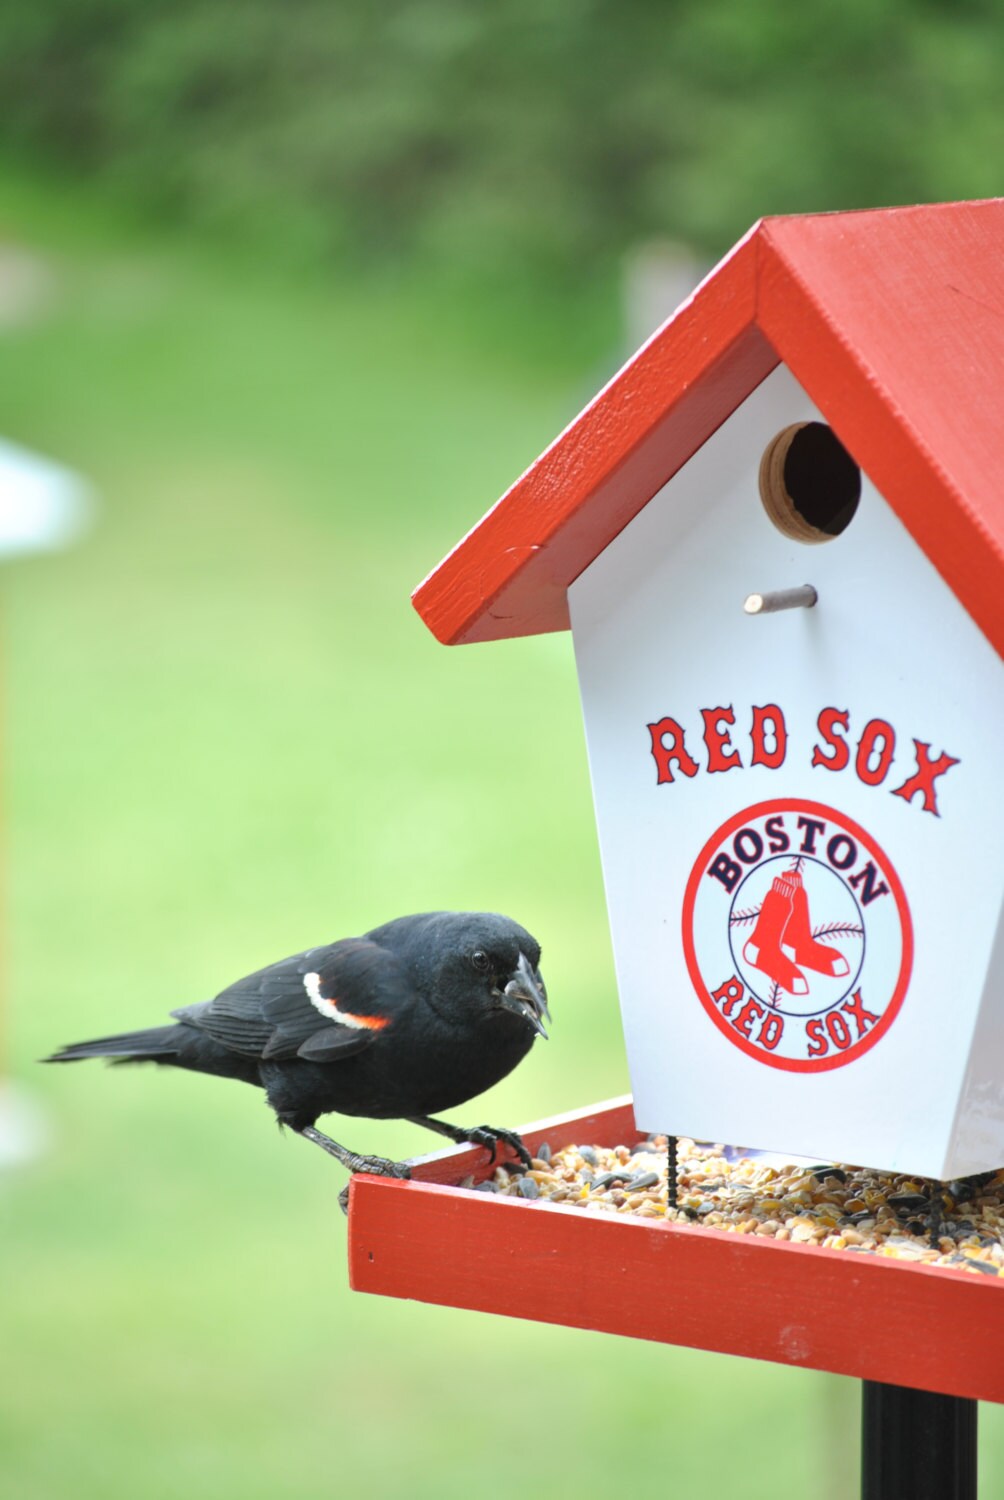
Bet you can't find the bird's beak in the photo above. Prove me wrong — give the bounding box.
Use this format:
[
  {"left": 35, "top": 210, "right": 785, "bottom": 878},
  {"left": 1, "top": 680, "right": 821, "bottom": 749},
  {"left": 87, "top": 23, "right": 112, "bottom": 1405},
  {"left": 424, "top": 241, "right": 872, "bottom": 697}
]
[{"left": 499, "top": 951, "right": 550, "bottom": 1039}]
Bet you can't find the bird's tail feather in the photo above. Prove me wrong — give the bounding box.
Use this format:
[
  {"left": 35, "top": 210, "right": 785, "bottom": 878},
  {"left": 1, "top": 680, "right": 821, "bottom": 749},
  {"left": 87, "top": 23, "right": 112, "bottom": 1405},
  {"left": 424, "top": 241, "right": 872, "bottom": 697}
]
[{"left": 44, "top": 1026, "right": 182, "bottom": 1065}]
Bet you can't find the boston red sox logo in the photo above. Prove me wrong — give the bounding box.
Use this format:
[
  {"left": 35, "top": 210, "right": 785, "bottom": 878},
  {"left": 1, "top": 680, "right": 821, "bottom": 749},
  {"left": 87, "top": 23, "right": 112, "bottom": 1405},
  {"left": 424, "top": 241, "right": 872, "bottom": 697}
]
[
  {"left": 682, "top": 798, "right": 913, "bottom": 1072},
  {"left": 736, "top": 860, "right": 858, "bottom": 1001}
]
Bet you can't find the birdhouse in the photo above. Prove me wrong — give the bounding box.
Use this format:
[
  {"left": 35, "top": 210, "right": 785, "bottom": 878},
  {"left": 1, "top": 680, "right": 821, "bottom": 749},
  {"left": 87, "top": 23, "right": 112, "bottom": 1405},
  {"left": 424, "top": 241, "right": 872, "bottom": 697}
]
[{"left": 413, "top": 199, "right": 1004, "bottom": 1181}]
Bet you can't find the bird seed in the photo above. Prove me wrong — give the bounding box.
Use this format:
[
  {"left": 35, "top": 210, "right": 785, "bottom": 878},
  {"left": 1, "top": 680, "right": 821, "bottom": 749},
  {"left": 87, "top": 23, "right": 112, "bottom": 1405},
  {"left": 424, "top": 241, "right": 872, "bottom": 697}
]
[{"left": 472, "top": 1137, "right": 1004, "bottom": 1274}]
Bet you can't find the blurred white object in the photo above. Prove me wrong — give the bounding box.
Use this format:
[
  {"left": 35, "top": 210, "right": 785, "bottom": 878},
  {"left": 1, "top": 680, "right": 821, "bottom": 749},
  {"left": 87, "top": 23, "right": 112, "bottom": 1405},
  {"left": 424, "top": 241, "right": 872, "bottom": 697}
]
[
  {"left": 622, "top": 239, "right": 705, "bottom": 349},
  {"left": 0, "top": 439, "right": 92, "bottom": 1168},
  {"left": 0, "top": 438, "right": 92, "bottom": 556},
  {"left": 0, "top": 1080, "right": 50, "bottom": 1168}
]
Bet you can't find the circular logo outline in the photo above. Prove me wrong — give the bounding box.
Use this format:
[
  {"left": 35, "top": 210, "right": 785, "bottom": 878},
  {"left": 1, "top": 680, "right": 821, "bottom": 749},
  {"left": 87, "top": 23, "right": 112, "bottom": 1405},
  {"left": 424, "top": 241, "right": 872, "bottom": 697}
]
[{"left": 681, "top": 798, "right": 913, "bottom": 1073}]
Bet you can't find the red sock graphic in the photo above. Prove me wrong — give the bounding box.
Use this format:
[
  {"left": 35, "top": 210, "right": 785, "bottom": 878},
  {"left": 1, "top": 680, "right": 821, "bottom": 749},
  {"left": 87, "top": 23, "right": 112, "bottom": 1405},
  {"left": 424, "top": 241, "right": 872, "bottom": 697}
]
[
  {"left": 742, "top": 875, "right": 808, "bottom": 996},
  {"left": 784, "top": 872, "right": 851, "bottom": 978}
]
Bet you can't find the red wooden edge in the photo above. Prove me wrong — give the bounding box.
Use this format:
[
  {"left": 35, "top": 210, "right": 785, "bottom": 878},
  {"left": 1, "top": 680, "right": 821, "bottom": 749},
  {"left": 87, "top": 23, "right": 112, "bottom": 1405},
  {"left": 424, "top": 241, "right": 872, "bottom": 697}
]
[
  {"left": 412, "top": 227, "right": 774, "bottom": 646},
  {"left": 412, "top": 200, "right": 1004, "bottom": 657},
  {"left": 348, "top": 1096, "right": 1004, "bottom": 1404}
]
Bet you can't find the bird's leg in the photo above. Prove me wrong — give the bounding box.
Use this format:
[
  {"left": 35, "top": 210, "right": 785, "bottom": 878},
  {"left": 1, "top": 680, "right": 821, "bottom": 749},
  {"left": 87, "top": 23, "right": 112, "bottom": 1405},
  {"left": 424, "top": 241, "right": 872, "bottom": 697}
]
[
  {"left": 409, "top": 1114, "right": 533, "bottom": 1168},
  {"left": 295, "top": 1126, "right": 412, "bottom": 1180},
  {"left": 295, "top": 1126, "right": 411, "bottom": 1218}
]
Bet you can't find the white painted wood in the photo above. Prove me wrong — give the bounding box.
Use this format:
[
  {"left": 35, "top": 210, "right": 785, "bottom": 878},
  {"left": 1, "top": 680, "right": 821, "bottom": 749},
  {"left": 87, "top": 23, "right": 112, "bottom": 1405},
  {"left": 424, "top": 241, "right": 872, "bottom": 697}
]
[{"left": 569, "top": 364, "right": 1004, "bottom": 1177}]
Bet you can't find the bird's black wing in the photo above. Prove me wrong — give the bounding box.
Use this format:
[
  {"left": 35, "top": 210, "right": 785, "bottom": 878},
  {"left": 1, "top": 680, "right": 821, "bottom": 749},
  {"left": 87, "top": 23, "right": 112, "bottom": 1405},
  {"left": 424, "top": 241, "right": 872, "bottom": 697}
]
[{"left": 172, "top": 939, "right": 409, "bottom": 1063}]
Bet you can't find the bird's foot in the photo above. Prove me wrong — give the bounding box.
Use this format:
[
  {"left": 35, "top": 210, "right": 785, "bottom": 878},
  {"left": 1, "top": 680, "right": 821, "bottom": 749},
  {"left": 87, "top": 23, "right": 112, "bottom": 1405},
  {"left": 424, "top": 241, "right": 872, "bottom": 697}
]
[
  {"left": 408, "top": 1114, "right": 533, "bottom": 1168},
  {"left": 461, "top": 1124, "right": 533, "bottom": 1169},
  {"left": 297, "top": 1126, "right": 412, "bottom": 1180},
  {"left": 336, "top": 1157, "right": 412, "bottom": 1217},
  {"left": 348, "top": 1153, "right": 412, "bottom": 1179}
]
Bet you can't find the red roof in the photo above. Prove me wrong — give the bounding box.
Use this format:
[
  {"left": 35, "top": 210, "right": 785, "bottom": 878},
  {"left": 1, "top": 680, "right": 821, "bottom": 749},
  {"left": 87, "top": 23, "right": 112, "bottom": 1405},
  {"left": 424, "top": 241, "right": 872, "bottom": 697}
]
[{"left": 413, "top": 200, "right": 1004, "bottom": 657}]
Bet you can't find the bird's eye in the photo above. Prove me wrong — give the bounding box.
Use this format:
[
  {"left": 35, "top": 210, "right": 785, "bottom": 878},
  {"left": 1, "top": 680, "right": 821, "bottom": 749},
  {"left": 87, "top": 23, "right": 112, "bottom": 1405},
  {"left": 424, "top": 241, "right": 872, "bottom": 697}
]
[{"left": 470, "top": 950, "right": 491, "bottom": 973}]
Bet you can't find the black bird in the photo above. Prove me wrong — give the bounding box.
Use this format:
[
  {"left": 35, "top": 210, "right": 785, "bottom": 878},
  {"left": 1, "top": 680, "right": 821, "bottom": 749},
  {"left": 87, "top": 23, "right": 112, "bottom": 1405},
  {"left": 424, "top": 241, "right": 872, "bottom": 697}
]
[{"left": 45, "top": 911, "right": 549, "bottom": 1200}]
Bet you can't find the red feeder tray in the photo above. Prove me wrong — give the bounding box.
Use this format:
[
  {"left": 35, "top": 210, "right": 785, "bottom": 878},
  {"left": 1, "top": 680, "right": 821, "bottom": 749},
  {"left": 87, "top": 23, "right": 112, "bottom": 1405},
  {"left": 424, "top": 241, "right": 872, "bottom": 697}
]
[{"left": 348, "top": 1096, "right": 1004, "bottom": 1405}]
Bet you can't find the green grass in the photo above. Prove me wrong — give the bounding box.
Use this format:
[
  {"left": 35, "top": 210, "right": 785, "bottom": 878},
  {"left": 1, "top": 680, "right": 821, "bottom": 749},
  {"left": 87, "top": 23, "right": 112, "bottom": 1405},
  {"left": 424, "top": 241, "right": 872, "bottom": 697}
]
[{"left": 0, "top": 172, "right": 1001, "bottom": 1498}]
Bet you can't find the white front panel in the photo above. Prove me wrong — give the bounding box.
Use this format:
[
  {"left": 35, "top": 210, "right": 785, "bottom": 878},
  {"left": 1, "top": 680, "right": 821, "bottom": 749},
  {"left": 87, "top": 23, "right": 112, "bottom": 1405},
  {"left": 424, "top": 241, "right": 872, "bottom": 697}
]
[{"left": 569, "top": 365, "right": 1004, "bottom": 1176}]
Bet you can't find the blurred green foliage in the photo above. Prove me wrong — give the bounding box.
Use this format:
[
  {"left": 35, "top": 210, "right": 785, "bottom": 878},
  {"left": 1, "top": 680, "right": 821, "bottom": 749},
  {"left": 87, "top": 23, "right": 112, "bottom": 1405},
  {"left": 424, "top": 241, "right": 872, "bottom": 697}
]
[{"left": 1, "top": 0, "right": 1002, "bottom": 272}]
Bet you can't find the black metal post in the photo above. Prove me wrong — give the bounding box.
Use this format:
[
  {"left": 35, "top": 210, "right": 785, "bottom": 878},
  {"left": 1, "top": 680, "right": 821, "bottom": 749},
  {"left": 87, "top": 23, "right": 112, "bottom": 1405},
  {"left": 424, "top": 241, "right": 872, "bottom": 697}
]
[
  {"left": 861, "top": 1380, "right": 977, "bottom": 1499},
  {"left": 666, "top": 1133, "right": 678, "bottom": 1210}
]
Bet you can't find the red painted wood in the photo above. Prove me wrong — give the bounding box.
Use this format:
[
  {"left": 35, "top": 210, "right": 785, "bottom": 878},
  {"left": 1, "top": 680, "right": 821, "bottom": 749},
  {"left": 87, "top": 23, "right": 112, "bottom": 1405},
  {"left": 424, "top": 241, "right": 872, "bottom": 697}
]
[
  {"left": 413, "top": 227, "right": 776, "bottom": 644},
  {"left": 349, "top": 1099, "right": 1004, "bottom": 1404},
  {"left": 758, "top": 203, "right": 1004, "bottom": 665},
  {"left": 412, "top": 200, "right": 1004, "bottom": 658},
  {"left": 404, "top": 1095, "right": 642, "bottom": 1185}
]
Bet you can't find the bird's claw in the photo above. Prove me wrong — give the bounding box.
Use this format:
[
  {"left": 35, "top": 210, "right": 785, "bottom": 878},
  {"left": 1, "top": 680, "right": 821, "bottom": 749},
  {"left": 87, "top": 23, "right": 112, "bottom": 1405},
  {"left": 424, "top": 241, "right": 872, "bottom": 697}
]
[
  {"left": 351, "top": 1154, "right": 412, "bottom": 1180},
  {"left": 467, "top": 1124, "right": 532, "bottom": 1169},
  {"left": 337, "top": 1157, "right": 412, "bottom": 1216}
]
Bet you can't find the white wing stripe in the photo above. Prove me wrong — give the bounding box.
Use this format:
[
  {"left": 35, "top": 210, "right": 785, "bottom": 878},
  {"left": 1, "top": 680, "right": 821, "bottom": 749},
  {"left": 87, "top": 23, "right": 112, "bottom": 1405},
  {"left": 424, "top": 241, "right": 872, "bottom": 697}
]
[{"left": 303, "top": 971, "right": 369, "bottom": 1029}]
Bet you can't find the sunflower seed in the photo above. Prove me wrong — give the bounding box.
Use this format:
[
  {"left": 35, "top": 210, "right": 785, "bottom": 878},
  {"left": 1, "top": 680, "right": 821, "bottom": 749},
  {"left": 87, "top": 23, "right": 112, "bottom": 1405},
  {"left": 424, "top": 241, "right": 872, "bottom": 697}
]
[
  {"left": 812, "top": 1166, "right": 848, "bottom": 1184},
  {"left": 625, "top": 1172, "right": 660, "bottom": 1191},
  {"left": 592, "top": 1171, "right": 631, "bottom": 1191},
  {"left": 888, "top": 1193, "right": 931, "bottom": 1213}
]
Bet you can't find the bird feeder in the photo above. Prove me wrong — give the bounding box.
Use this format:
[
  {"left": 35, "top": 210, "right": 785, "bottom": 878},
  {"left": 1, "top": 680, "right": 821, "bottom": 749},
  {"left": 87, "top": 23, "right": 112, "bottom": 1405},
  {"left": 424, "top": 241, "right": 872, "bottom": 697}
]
[
  {"left": 412, "top": 197, "right": 1004, "bottom": 1184},
  {"left": 349, "top": 201, "right": 1004, "bottom": 1491}
]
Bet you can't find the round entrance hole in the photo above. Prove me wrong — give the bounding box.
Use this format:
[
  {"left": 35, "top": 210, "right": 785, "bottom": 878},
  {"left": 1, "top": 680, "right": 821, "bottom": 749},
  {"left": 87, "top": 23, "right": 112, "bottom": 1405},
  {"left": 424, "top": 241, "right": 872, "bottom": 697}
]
[{"left": 758, "top": 422, "right": 861, "bottom": 543}]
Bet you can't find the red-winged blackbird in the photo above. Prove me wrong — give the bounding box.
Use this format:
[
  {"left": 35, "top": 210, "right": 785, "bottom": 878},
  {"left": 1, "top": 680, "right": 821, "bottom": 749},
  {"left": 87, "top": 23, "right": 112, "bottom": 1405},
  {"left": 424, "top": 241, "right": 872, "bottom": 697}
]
[{"left": 45, "top": 911, "right": 548, "bottom": 1200}]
